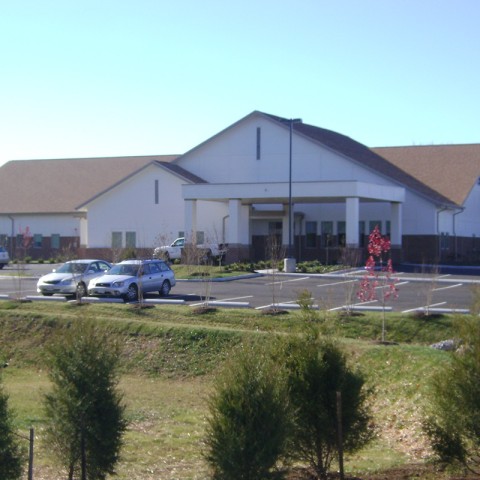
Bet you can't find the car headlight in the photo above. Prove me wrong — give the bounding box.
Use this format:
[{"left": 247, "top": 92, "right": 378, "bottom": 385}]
[
  {"left": 60, "top": 279, "right": 74, "bottom": 286},
  {"left": 112, "top": 281, "right": 124, "bottom": 288}
]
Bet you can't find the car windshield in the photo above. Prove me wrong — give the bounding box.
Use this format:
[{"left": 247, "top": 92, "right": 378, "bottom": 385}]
[
  {"left": 107, "top": 264, "right": 140, "bottom": 276},
  {"left": 57, "top": 263, "right": 88, "bottom": 274}
]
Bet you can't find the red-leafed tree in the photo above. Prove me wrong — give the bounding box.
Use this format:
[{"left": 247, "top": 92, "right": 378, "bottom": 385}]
[{"left": 357, "top": 225, "right": 398, "bottom": 342}]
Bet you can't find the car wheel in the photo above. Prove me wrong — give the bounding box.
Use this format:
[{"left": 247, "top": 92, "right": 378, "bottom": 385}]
[
  {"left": 76, "top": 282, "right": 87, "bottom": 298},
  {"left": 0, "top": 264, "right": 4, "bottom": 270},
  {"left": 159, "top": 280, "right": 171, "bottom": 296},
  {"left": 163, "top": 251, "right": 170, "bottom": 262},
  {"left": 124, "top": 284, "right": 138, "bottom": 302}
]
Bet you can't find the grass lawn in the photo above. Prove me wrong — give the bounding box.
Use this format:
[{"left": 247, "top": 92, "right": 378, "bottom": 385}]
[{"left": 0, "top": 300, "right": 466, "bottom": 479}]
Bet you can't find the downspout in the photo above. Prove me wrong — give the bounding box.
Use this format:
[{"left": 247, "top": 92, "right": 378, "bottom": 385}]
[
  {"left": 7, "top": 215, "right": 14, "bottom": 259},
  {"left": 436, "top": 207, "right": 448, "bottom": 262},
  {"left": 453, "top": 207, "right": 465, "bottom": 261}
]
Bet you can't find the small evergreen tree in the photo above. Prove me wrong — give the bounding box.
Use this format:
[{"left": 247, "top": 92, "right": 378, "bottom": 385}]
[
  {"left": 204, "top": 341, "right": 293, "bottom": 480},
  {"left": 424, "top": 317, "right": 480, "bottom": 475},
  {"left": 0, "top": 377, "right": 24, "bottom": 480},
  {"left": 281, "top": 334, "right": 374, "bottom": 479},
  {"left": 43, "top": 320, "right": 127, "bottom": 480}
]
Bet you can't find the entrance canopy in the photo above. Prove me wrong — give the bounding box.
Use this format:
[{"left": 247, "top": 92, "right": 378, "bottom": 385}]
[
  {"left": 182, "top": 180, "right": 405, "bottom": 250},
  {"left": 182, "top": 180, "right": 405, "bottom": 204}
]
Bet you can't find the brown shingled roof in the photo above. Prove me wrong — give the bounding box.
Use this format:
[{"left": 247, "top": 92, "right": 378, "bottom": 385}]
[
  {"left": 260, "top": 112, "right": 457, "bottom": 207},
  {"left": 0, "top": 155, "right": 179, "bottom": 214},
  {"left": 372, "top": 145, "right": 480, "bottom": 206}
]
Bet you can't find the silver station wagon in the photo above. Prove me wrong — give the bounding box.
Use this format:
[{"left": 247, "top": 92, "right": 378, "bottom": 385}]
[{"left": 87, "top": 259, "right": 176, "bottom": 302}]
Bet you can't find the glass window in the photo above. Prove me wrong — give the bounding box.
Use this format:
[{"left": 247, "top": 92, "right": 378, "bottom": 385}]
[
  {"left": 112, "top": 232, "right": 122, "bottom": 249},
  {"left": 51, "top": 234, "right": 60, "bottom": 249},
  {"left": 149, "top": 262, "right": 161, "bottom": 274},
  {"left": 126, "top": 231, "right": 136, "bottom": 248},
  {"left": 196, "top": 231, "right": 205, "bottom": 244},
  {"left": 321, "top": 221, "right": 333, "bottom": 247},
  {"left": 359, "top": 221, "right": 365, "bottom": 247},
  {"left": 305, "top": 221, "right": 317, "bottom": 248},
  {"left": 369, "top": 221, "right": 381, "bottom": 233},
  {"left": 98, "top": 261, "right": 110, "bottom": 271},
  {"left": 159, "top": 261, "right": 169, "bottom": 271},
  {"left": 440, "top": 232, "right": 449, "bottom": 250},
  {"left": 33, "top": 234, "right": 42, "bottom": 248},
  {"left": 337, "top": 221, "right": 346, "bottom": 247},
  {"left": 256, "top": 127, "right": 261, "bottom": 160}
]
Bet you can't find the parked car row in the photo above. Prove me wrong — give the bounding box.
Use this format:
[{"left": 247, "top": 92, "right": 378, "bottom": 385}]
[
  {"left": 36, "top": 259, "right": 176, "bottom": 302},
  {"left": 0, "top": 247, "right": 9, "bottom": 269}
]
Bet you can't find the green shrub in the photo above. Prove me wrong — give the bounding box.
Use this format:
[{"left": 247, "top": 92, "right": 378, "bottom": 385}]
[
  {"left": 44, "top": 320, "right": 127, "bottom": 479},
  {"left": 424, "top": 317, "right": 480, "bottom": 475},
  {"left": 279, "top": 335, "right": 375, "bottom": 479},
  {"left": 0, "top": 377, "right": 25, "bottom": 479},
  {"left": 204, "top": 341, "right": 292, "bottom": 480}
]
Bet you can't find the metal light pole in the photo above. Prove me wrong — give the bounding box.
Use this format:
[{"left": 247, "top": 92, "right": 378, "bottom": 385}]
[{"left": 286, "top": 118, "right": 302, "bottom": 259}]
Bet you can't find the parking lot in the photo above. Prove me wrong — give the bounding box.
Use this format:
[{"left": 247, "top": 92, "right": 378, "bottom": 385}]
[{"left": 0, "top": 263, "right": 479, "bottom": 314}]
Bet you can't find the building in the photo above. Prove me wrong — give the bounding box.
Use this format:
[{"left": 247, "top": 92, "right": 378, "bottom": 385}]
[{"left": 1, "top": 111, "right": 479, "bottom": 264}]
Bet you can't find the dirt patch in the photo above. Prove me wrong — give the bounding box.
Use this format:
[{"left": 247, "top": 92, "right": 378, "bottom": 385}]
[
  {"left": 191, "top": 306, "right": 218, "bottom": 315},
  {"left": 286, "top": 464, "right": 474, "bottom": 479},
  {"left": 261, "top": 308, "right": 289, "bottom": 316}
]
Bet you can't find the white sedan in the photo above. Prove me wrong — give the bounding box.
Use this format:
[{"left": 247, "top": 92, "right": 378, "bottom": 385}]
[{"left": 37, "top": 259, "right": 112, "bottom": 298}]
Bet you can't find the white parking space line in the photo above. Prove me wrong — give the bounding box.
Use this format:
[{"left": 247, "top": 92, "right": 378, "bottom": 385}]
[
  {"left": 218, "top": 295, "right": 253, "bottom": 302},
  {"left": 402, "top": 301, "right": 446, "bottom": 313},
  {"left": 317, "top": 280, "right": 357, "bottom": 287},
  {"left": 374, "top": 281, "right": 409, "bottom": 290},
  {"left": 433, "top": 283, "right": 463, "bottom": 292},
  {"left": 265, "top": 276, "right": 310, "bottom": 286},
  {"left": 342, "top": 270, "right": 365, "bottom": 276},
  {"left": 255, "top": 300, "right": 299, "bottom": 310}
]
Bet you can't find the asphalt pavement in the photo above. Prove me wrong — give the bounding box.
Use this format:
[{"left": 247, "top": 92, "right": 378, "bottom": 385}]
[{"left": 1, "top": 262, "right": 479, "bottom": 313}]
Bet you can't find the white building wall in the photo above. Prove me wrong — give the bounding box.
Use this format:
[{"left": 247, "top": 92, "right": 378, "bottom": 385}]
[
  {"left": 0, "top": 214, "right": 81, "bottom": 238},
  {"left": 179, "top": 116, "right": 399, "bottom": 187},
  {"left": 454, "top": 183, "right": 480, "bottom": 237},
  {"left": 85, "top": 164, "right": 228, "bottom": 249},
  {"left": 178, "top": 114, "right": 443, "bottom": 238}
]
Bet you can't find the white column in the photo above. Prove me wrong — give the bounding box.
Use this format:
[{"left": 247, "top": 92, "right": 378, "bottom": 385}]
[
  {"left": 184, "top": 200, "right": 197, "bottom": 242},
  {"left": 346, "top": 197, "right": 360, "bottom": 247},
  {"left": 390, "top": 202, "right": 402, "bottom": 246},
  {"left": 79, "top": 217, "right": 88, "bottom": 247},
  {"left": 227, "top": 199, "right": 249, "bottom": 244}
]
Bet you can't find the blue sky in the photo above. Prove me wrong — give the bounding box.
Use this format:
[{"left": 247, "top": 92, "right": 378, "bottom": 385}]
[{"left": 1, "top": 0, "right": 479, "bottom": 167}]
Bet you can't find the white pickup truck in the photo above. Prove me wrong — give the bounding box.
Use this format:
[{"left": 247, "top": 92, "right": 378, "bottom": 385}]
[{"left": 153, "top": 237, "right": 227, "bottom": 262}]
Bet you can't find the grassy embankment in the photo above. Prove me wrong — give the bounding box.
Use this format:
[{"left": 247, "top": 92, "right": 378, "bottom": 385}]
[{"left": 0, "top": 300, "right": 460, "bottom": 479}]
